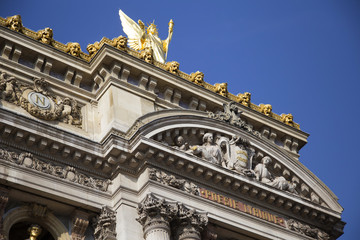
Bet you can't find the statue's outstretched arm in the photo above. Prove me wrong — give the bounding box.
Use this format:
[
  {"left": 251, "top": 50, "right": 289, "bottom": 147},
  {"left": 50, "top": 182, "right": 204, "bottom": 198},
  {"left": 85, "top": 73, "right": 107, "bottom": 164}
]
[{"left": 163, "top": 19, "right": 174, "bottom": 59}]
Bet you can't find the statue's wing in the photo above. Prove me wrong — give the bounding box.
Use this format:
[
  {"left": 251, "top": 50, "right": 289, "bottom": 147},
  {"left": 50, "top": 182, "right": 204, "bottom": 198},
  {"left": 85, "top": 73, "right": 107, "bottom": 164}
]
[{"left": 119, "top": 10, "right": 144, "bottom": 50}]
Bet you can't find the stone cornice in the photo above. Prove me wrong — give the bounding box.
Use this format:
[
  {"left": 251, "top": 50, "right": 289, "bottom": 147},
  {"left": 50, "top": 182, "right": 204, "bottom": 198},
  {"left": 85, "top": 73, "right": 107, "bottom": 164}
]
[{"left": 0, "top": 26, "right": 308, "bottom": 149}]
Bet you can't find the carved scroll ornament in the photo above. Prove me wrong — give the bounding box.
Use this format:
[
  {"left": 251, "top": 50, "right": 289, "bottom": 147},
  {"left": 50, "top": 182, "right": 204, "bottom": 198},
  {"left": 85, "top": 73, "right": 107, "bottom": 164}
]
[{"left": 0, "top": 71, "right": 82, "bottom": 127}]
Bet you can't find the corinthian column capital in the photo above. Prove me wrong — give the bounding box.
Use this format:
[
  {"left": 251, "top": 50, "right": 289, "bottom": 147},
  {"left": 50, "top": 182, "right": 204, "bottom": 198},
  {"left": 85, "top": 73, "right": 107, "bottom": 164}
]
[
  {"left": 175, "top": 204, "right": 208, "bottom": 240},
  {"left": 137, "top": 194, "right": 178, "bottom": 240}
]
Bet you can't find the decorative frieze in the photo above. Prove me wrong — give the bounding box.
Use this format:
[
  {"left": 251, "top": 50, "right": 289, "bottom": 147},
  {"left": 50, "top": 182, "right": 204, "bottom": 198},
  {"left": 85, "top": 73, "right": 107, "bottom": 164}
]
[
  {"left": 0, "top": 71, "right": 82, "bottom": 127},
  {"left": 149, "top": 168, "right": 200, "bottom": 195},
  {"left": 0, "top": 148, "right": 111, "bottom": 192},
  {"left": 287, "top": 219, "right": 330, "bottom": 240},
  {"left": 170, "top": 129, "right": 297, "bottom": 194},
  {"left": 93, "top": 206, "right": 116, "bottom": 240}
]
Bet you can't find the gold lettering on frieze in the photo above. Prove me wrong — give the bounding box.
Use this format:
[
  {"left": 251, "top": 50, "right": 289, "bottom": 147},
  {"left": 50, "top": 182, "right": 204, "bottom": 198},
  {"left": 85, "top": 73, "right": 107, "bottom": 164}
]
[{"left": 200, "top": 188, "right": 286, "bottom": 227}]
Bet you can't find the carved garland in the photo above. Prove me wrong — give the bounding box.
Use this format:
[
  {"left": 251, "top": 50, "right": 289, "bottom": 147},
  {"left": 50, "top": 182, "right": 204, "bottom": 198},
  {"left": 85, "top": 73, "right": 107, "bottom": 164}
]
[
  {"left": 0, "top": 71, "right": 82, "bottom": 128},
  {"left": 0, "top": 148, "right": 111, "bottom": 192}
]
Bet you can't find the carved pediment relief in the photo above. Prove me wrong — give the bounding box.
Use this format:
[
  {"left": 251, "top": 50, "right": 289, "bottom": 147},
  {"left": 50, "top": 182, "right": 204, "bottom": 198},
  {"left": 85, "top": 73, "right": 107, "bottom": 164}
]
[
  {"left": 0, "top": 71, "right": 82, "bottom": 127},
  {"left": 151, "top": 125, "right": 328, "bottom": 209}
]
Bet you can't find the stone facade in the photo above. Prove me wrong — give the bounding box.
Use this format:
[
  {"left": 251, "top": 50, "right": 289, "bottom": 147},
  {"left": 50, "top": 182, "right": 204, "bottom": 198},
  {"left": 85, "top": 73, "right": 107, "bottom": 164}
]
[{"left": 0, "top": 16, "right": 344, "bottom": 240}]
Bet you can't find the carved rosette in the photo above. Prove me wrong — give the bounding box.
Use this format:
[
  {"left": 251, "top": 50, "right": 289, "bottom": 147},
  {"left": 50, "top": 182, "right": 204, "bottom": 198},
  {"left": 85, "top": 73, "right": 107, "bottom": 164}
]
[{"left": 93, "top": 206, "right": 116, "bottom": 240}]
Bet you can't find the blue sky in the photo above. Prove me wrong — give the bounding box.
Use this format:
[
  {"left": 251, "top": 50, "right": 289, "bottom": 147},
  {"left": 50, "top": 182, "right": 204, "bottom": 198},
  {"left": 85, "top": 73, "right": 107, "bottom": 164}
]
[{"left": 1, "top": 0, "right": 359, "bottom": 239}]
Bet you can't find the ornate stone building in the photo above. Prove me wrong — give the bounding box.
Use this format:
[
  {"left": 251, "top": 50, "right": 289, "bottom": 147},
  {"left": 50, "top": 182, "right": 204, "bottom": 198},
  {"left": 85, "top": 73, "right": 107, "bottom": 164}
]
[{"left": 0, "top": 14, "right": 344, "bottom": 240}]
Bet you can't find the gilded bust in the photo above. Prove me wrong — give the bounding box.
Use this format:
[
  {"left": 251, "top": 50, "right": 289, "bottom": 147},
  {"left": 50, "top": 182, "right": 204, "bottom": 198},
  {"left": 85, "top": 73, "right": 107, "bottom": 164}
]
[
  {"left": 190, "top": 71, "right": 204, "bottom": 86},
  {"left": 260, "top": 104, "right": 272, "bottom": 116},
  {"left": 166, "top": 61, "right": 180, "bottom": 75},
  {"left": 6, "top": 15, "right": 22, "bottom": 32},
  {"left": 37, "top": 27, "right": 53, "bottom": 45},
  {"left": 67, "top": 42, "right": 81, "bottom": 57},
  {"left": 215, "top": 83, "right": 228, "bottom": 97}
]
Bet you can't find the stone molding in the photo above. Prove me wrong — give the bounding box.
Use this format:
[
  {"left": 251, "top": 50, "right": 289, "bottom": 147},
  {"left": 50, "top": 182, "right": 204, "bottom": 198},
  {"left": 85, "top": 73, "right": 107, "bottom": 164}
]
[{"left": 0, "top": 148, "right": 111, "bottom": 192}]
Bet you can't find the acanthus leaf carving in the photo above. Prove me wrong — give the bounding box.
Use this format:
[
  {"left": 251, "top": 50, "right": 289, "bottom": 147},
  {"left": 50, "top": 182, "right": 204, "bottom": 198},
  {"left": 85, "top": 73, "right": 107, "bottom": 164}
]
[{"left": 92, "top": 206, "right": 116, "bottom": 240}]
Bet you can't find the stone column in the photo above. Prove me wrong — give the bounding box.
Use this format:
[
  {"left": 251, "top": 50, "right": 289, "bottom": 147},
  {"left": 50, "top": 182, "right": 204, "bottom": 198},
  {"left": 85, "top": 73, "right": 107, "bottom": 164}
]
[
  {"left": 175, "top": 204, "right": 208, "bottom": 240},
  {"left": 137, "top": 194, "right": 177, "bottom": 240}
]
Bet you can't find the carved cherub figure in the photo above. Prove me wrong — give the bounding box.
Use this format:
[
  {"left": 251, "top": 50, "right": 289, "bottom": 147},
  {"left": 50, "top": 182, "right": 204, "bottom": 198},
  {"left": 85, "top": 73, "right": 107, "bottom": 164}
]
[
  {"left": 281, "top": 113, "right": 294, "bottom": 126},
  {"left": 87, "top": 42, "right": 100, "bottom": 57},
  {"left": 6, "top": 15, "right": 22, "bottom": 32},
  {"left": 190, "top": 71, "right": 204, "bottom": 86},
  {"left": 260, "top": 104, "right": 272, "bottom": 116},
  {"left": 66, "top": 42, "right": 81, "bottom": 57},
  {"left": 140, "top": 47, "right": 154, "bottom": 64},
  {"left": 237, "top": 92, "right": 251, "bottom": 107},
  {"left": 165, "top": 61, "right": 180, "bottom": 75},
  {"left": 25, "top": 224, "right": 42, "bottom": 240},
  {"left": 215, "top": 83, "right": 228, "bottom": 97},
  {"left": 0, "top": 72, "right": 18, "bottom": 103},
  {"left": 37, "top": 27, "right": 53, "bottom": 45},
  {"left": 173, "top": 136, "right": 189, "bottom": 151},
  {"left": 55, "top": 98, "right": 81, "bottom": 126}
]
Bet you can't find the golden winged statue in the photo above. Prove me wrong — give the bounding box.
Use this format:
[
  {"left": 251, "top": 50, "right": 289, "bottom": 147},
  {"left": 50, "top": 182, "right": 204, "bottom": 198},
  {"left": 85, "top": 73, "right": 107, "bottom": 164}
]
[{"left": 119, "top": 10, "right": 174, "bottom": 64}]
